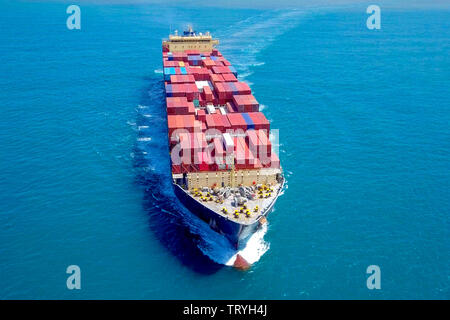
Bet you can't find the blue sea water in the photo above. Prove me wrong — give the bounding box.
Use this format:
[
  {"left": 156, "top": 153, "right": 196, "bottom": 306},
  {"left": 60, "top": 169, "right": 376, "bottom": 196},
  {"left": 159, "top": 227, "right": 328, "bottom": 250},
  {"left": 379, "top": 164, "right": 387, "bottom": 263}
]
[{"left": 0, "top": 1, "right": 449, "bottom": 299}]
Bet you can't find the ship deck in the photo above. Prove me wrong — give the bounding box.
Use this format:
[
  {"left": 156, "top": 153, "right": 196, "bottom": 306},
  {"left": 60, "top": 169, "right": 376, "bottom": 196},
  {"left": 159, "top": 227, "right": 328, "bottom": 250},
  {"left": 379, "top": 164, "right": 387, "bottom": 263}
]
[{"left": 183, "top": 180, "right": 283, "bottom": 225}]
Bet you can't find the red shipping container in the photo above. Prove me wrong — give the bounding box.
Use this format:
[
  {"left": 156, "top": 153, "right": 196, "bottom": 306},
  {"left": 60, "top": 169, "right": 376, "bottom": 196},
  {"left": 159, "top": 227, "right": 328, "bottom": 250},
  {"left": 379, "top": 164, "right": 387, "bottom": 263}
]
[
  {"left": 234, "top": 136, "right": 255, "bottom": 169},
  {"left": 213, "top": 137, "right": 225, "bottom": 157},
  {"left": 223, "top": 82, "right": 233, "bottom": 99},
  {"left": 187, "top": 102, "right": 195, "bottom": 115},
  {"left": 211, "top": 114, "right": 225, "bottom": 132},
  {"left": 167, "top": 115, "right": 177, "bottom": 133},
  {"left": 226, "top": 102, "right": 236, "bottom": 113},
  {"left": 188, "top": 67, "right": 210, "bottom": 81},
  {"left": 164, "top": 60, "right": 188, "bottom": 68},
  {"left": 166, "top": 97, "right": 190, "bottom": 115},
  {"left": 234, "top": 137, "right": 246, "bottom": 168},
  {"left": 184, "top": 83, "right": 199, "bottom": 101},
  {"left": 221, "top": 59, "right": 231, "bottom": 66},
  {"left": 170, "top": 74, "right": 195, "bottom": 84},
  {"left": 226, "top": 113, "right": 247, "bottom": 131},
  {"left": 202, "top": 58, "right": 216, "bottom": 69},
  {"left": 172, "top": 52, "right": 187, "bottom": 61},
  {"left": 178, "top": 132, "right": 191, "bottom": 158},
  {"left": 257, "top": 129, "right": 272, "bottom": 165},
  {"left": 195, "top": 151, "right": 211, "bottom": 171},
  {"left": 166, "top": 96, "right": 188, "bottom": 106},
  {"left": 175, "top": 115, "right": 185, "bottom": 134},
  {"left": 191, "top": 132, "right": 207, "bottom": 156},
  {"left": 214, "top": 82, "right": 226, "bottom": 100},
  {"left": 185, "top": 50, "right": 200, "bottom": 55},
  {"left": 205, "top": 114, "right": 215, "bottom": 130},
  {"left": 167, "top": 83, "right": 187, "bottom": 97},
  {"left": 222, "top": 73, "right": 237, "bottom": 82},
  {"left": 212, "top": 66, "right": 231, "bottom": 74},
  {"left": 234, "top": 82, "right": 251, "bottom": 95},
  {"left": 246, "top": 129, "right": 262, "bottom": 156},
  {"left": 218, "top": 114, "right": 231, "bottom": 131},
  {"left": 203, "top": 86, "right": 213, "bottom": 101},
  {"left": 194, "top": 120, "right": 202, "bottom": 133},
  {"left": 210, "top": 73, "right": 224, "bottom": 83},
  {"left": 268, "top": 152, "right": 280, "bottom": 168},
  {"left": 248, "top": 112, "right": 270, "bottom": 132},
  {"left": 197, "top": 109, "right": 206, "bottom": 122},
  {"left": 198, "top": 94, "right": 206, "bottom": 107},
  {"left": 167, "top": 104, "right": 187, "bottom": 115},
  {"left": 232, "top": 94, "right": 259, "bottom": 112},
  {"left": 202, "top": 67, "right": 212, "bottom": 81},
  {"left": 168, "top": 114, "right": 195, "bottom": 136}
]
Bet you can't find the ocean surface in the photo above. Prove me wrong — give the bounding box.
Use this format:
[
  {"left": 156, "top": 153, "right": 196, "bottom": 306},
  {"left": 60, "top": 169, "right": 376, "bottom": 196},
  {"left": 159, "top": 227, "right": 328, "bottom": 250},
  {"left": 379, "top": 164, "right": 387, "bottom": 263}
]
[{"left": 0, "top": 1, "right": 449, "bottom": 299}]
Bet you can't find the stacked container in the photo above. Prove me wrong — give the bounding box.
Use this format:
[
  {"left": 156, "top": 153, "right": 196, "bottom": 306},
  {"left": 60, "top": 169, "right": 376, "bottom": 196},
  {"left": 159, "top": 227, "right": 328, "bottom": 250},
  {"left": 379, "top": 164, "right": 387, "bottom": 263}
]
[
  {"left": 232, "top": 94, "right": 259, "bottom": 112},
  {"left": 163, "top": 46, "right": 279, "bottom": 174}
]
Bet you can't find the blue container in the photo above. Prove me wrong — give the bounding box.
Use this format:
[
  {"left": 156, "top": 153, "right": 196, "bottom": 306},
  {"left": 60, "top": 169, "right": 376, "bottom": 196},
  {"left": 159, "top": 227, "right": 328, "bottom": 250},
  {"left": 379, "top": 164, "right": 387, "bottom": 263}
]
[
  {"left": 242, "top": 113, "right": 255, "bottom": 130},
  {"left": 164, "top": 67, "right": 175, "bottom": 74},
  {"left": 164, "top": 67, "right": 174, "bottom": 81},
  {"left": 188, "top": 55, "right": 201, "bottom": 66},
  {"left": 180, "top": 67, "right": 187, "bottom": 75},
  {"left": 211, "top": 56, "right": 218, "bottom": 61},
  {"left": 229, "top": 82, "right": 238, "bottom": 94},
  {"left": 165, "top": 84, "right": 173, "bottom": 97},
  {"left": 228, "top": 66, "right": 237, "bottom": 77}
]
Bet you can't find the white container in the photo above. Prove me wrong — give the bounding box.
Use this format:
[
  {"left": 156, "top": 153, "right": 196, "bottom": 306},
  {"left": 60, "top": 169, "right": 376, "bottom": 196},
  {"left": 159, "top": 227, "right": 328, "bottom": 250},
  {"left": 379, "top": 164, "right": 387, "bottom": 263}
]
[
  {"left": 206, "top": 104, "right": 216, "bottom": 114},
  {"left": 223, "top": 133, "right": 234, "bottom": 152}
]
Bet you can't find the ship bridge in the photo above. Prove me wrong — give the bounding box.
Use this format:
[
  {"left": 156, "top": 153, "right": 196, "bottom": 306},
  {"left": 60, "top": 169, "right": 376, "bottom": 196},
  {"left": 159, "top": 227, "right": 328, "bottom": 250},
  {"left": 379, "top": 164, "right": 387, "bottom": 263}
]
[{"left": 163, "top": 27, "right": 219, "bottom": 52}]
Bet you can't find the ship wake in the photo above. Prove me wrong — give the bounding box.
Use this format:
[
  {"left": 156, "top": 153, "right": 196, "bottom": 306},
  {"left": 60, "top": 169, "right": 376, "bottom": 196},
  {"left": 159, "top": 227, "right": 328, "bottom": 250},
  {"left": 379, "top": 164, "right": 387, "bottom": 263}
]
[{"left": 217, "top": 9, "right": 309, "bottom": 83}]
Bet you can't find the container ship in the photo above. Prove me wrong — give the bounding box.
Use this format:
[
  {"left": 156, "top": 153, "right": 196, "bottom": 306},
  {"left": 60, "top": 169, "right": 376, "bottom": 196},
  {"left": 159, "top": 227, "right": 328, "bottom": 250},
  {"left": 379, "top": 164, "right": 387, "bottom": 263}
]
[{"left": 162, "top": 27, "right": 284, "bottom": 252}]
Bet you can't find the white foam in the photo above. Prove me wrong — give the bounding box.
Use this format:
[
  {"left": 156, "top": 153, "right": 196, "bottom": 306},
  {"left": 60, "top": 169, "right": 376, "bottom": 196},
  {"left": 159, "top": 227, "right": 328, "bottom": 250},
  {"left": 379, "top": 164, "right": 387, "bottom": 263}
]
[
  {"left": 154, "top": 69, "right": 163, "bottom": 74},
  {"left": 218, "top": 10, "right": 308, "bottom": 81},
  {"left": 137, "top": 137, "right": 152, "bottom": 142},
  {"left": 251, "top": 62, "right": 265, "bottom": 67},
  {"left": 181, "top": 207, "right": 271, "bottom": 267},
  {"left": 225, "top": 224, "right": 270, "bottom": 266},
  {"left": 239, "top": 72, "right": 253, "bottom": 80}
]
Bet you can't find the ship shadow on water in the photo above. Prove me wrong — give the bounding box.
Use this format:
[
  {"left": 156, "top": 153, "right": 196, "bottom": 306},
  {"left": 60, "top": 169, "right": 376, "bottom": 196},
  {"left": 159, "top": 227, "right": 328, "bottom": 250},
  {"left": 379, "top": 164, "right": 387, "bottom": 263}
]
[{"left": 132, "top": 77, "right": 226, "bottom": 275}]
